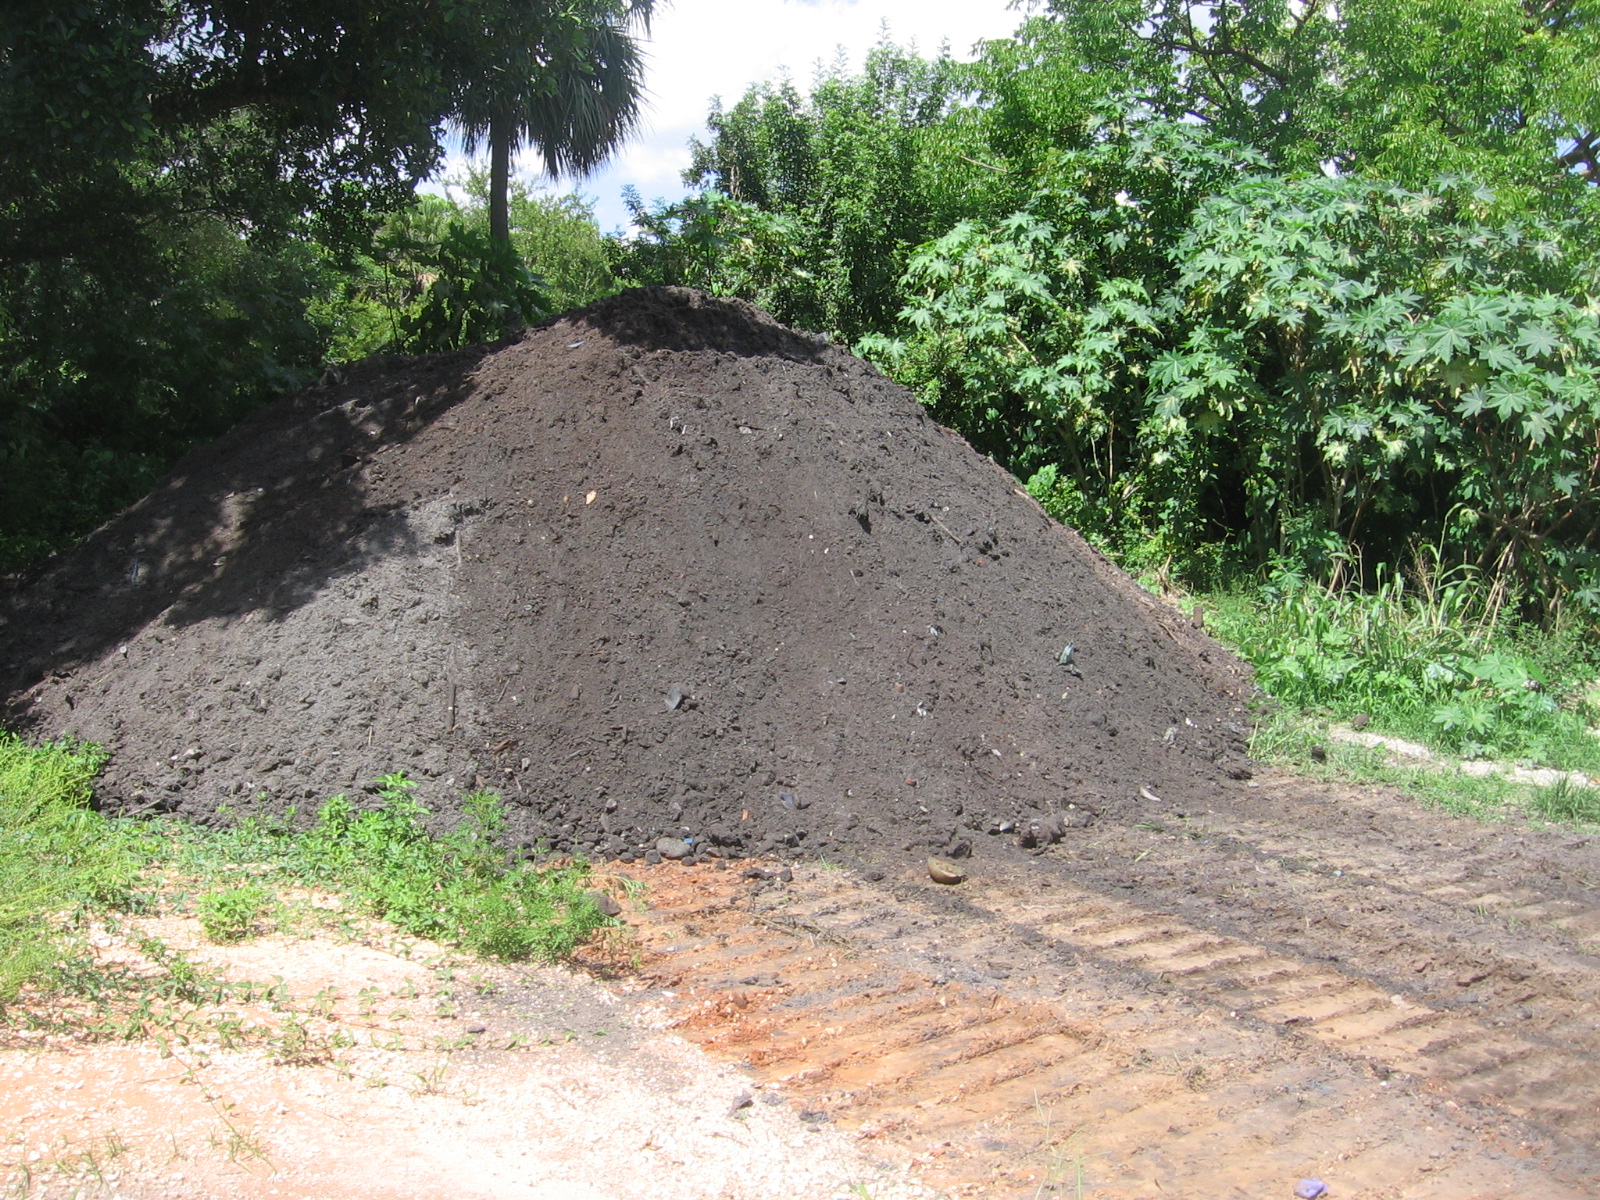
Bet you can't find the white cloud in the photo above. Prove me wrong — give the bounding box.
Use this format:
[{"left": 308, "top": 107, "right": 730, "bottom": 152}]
[{"left": 441, "top": 0, "right": 1024, "bottom": 233}]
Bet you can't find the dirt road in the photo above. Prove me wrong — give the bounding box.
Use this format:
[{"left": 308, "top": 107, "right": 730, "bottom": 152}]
[
  {"left": 6, "top": 766, "right": 1599, "bottom": 1198},
  {"left": 620, "top": 766, "right": 1600, "bottom": 1197}
]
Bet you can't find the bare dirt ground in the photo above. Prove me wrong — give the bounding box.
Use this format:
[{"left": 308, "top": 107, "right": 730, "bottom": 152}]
[
  {"left": 7, "top": 764, "right": 1600, "bottom": 1198},
  {"left": 617, "top": 766, "right": 1600, "bottom": 1199},
  {"left": 0, "top": 901, "right": 935, "bottom": 1200}
]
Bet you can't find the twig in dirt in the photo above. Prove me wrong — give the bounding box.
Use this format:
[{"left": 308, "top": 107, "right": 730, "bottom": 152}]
[
  {"left": 741, "top": 910, "right": 853, "bottom": 950},
  {"left": 927, "top": 514, "right": 963, "bottom": 545}
]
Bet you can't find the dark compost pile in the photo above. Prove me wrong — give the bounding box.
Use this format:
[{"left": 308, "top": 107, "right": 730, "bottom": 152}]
[{"left": 2, "top": 288, "right": 1252, "bottom": 863}]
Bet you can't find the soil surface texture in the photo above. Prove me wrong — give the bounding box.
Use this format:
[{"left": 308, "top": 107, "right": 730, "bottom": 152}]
[
  {"left": 1, "top": 287, "right": 1251, "bottom": 864},
  {"left": 621, "top": 769, "right": 1600, "bottom": 1197},
  {"left": 8, "top": 768, "right": 1600, "bottom": 1198}
]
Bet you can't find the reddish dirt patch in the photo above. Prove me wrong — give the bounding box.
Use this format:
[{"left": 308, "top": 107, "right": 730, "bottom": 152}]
[{"left": 615, "top": 772, "right": 1600, "bottom": 1197}]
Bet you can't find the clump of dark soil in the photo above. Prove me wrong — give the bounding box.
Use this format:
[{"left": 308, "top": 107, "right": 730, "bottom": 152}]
[{"left": 1, "top": 288, "right": 1252, "bottom": 863}]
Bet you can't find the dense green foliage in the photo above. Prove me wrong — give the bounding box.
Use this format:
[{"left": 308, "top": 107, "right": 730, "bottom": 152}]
[
  {"left": 403, "top": 222, "right": 551, "bottom": 354},
  {"left": 1206, "top": 559, "right": 1600, "bottom": 769},
  {"left": 0, "top": 2, "right": 632, "bottom": 572},
  {"left": 617, "top": 7, "right": 1600, "bottom": 626},
  {"left": 1036, "top": 0, "right": 1600, "bottom": 187},
  {"left": 311, "top": 186, "right": 617, "bottom": 368}
]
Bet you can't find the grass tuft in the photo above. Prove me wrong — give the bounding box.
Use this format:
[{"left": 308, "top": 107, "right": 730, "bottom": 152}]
[
  {"left": 1528, "top": 777, "right": 1600, "bottom": 825},
  {"left": 1204, "top": 549, "right": 1600, "bottom": 773}
]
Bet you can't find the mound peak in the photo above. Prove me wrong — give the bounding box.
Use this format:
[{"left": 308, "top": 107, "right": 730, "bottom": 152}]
[{"left": 3, "top": 287, "right": 1251, "bottom": 862}]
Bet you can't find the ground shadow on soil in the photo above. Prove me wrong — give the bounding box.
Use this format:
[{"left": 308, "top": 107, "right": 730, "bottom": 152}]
[{"left": 0, "top": 346, "right": 488, "bottom": 712}]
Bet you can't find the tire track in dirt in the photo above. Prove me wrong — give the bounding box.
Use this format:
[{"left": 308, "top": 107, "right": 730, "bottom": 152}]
[
  {"left": 948, "top": 776, "right": 1600, "bottom": 1159},
  {"left": 1142, "top": 817, "right": 1600, "bottom": 1152},
  {"left": 611, "top": 883, "right": 1587, "bottom": 1196},
  {"left": 609, "top": 815, "right": 1600, "bottom": 1199}
]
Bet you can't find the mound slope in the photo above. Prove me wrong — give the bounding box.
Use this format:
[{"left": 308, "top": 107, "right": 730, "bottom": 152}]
[{"left": 2, "top": 288, "right": 1251, "bottom": 862}]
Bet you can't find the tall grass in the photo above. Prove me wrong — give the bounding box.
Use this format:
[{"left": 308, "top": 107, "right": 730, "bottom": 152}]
[
  {"left": 1205, "top": 547, "right": 1600, "bottom": 772},
  {"left": 0, "top": 734, "right": 141, "bottom": 1004}
]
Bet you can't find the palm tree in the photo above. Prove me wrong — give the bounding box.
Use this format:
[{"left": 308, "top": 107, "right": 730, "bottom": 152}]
[{"left": 457, "top": 0, "right": 654, "bottom": 246}]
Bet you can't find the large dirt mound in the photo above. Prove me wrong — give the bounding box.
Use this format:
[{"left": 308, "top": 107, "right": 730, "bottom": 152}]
[{"left": 2, "top": 288, "right": 1251, "bottom": 862}]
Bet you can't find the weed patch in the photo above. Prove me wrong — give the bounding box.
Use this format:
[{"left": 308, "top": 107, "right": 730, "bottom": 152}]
[
  {"left": 196, "top": 885, "right": 274, "bottom": 943},
  {"left": 0, "top": 739, "right": 617, "bottom": 1039},
  {"left": 1205, "top": 553, "right": 1600, "bottom": 773},
  {"left": 0, "top": 733, "right": 140, "bottom": 1006},
  {"left": 245, "top": 773, "right": 613, "bottom": 962}
]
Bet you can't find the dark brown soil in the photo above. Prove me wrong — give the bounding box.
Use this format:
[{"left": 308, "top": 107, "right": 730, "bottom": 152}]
[{"left": 1, "top": 287, "right": 1251, "bottom": 862}]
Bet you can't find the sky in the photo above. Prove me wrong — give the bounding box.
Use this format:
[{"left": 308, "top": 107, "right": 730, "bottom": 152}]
[{"left": 438, "top": 0, "right": 1026, "bottom": 234}]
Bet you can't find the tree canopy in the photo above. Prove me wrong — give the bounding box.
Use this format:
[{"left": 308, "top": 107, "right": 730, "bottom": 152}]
[
  {"left": 453, "top": 0, "right": 653, "bottom": 245},
  {"left": 615, "top": 3, "right": 1600, "bottom": 619},
  {"left": 0, "top": 0, "right": 642, "bottom": 570}
]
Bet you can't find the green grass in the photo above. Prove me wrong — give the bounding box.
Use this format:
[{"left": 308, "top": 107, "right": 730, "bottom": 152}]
[
  {"left": 164, "top": 773, "right": 614, "bottom": 961},
  {"left": 0, "top": 733, "right": 142, "bottom": 1005},
  {"left": 1249, "top": 709, "right": 1600, "bottom": 827},
  {"left": 1202, "top": 552, "right": 1600, "bottom": 774},
  {"left": 1527, "top": 776, "right": 1600, "bottom": 825},
  {"left": 1249, "top": 712, "right": 1531, "bottom": 819},
  {"left": 0, "top": 737, "right": 617, "bottom": 1026}
]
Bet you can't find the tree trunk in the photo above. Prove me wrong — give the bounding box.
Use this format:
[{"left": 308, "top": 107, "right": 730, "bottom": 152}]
[{"left": 489, "top": 107, "right": 512, "bottom": 246}]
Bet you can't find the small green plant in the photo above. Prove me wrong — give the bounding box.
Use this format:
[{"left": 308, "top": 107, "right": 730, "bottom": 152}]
[
  {"left": 1032, "top": 1095, "right": 1090, "bottom": 1200},
  {"left": 196, "top": 886, "right": 273, "bottom": 944},
  {"left": 1528, "top": 777, "right": 1600, "bottom": 825},
  {"left": 268, "top": 1015, "right": 342, "bottom": 1067},
  {"left": 409, "top": 1061, "right": 450, "bottom": 1096},
  {"left": 204, "top": 1096, "right": 272, "bottom": 1169}
]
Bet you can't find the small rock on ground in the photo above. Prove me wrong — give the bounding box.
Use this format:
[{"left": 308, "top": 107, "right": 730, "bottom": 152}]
[{"left": 927, "top": 857, "right": 967, "bottom": 885}]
